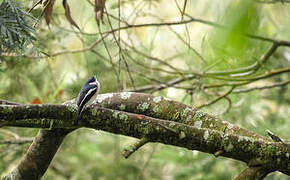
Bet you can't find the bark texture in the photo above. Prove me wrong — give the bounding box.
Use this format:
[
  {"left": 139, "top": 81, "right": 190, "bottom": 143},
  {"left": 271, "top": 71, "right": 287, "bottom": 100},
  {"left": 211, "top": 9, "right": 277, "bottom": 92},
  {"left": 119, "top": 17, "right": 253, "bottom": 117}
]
[{"left": 4, "top": 129, "right": 72, "bottom": 180}]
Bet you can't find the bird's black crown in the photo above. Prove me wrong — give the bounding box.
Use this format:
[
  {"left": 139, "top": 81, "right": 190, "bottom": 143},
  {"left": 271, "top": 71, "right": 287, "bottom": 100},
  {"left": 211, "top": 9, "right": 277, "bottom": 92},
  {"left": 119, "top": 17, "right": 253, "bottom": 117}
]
[{"left": 86, "top": 76, "right": 96, "bottom": 84}]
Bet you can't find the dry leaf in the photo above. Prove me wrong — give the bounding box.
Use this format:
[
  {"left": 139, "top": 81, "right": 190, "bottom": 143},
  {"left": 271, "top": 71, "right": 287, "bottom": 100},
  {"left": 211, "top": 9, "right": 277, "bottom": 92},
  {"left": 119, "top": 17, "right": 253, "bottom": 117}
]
[
  {"left": 43, "top": 0, "right": 56, "bottom": 25},
  {"left": 95, "top": 0, "right": 105, "bottom": 25},
  {"left": 62, "top": 0, "right": 80, "bottom": 29}
]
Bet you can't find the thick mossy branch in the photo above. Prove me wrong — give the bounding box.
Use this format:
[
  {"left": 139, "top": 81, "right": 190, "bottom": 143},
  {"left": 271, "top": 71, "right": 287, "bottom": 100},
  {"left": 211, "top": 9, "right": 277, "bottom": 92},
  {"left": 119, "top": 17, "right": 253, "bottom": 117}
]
[
  {"left": 4, "top": 129, "right": 72, "bottom": 180},
  {"left": 0, "top": 92, "right": 289, "bottom": 176},
  {"left": 93, "top": 93, "right": 268, "bottom": 140}
]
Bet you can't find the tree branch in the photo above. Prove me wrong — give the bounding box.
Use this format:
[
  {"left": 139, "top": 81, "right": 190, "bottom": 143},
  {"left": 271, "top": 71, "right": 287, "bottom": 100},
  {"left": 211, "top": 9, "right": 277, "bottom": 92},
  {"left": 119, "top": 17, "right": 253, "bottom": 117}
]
[
  {"left": 233, "top": 80, "right": 290, "bottom": 93},
  {"left": 1, "top": 92, "right": 289, "bottom": 178},
  {"left": 4, "top": 129, "right": 73, "bottom": 180}
]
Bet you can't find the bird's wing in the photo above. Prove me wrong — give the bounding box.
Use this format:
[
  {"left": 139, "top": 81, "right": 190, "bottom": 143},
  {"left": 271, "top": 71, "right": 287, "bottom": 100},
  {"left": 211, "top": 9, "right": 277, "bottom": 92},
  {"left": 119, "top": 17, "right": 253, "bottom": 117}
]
[
  {"left": 76, "top": 85, "right": 93, "bottom": 106},
  {"left": 78, "top": 86, "right": 98, "bottom": 108}
]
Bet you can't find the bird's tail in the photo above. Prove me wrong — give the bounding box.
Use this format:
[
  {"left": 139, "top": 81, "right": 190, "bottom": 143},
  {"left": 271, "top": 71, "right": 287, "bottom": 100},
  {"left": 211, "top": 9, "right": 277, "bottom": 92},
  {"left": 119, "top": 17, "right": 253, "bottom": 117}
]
[{"left": 73, "top": 107, "right": 82, "bottom": 125}]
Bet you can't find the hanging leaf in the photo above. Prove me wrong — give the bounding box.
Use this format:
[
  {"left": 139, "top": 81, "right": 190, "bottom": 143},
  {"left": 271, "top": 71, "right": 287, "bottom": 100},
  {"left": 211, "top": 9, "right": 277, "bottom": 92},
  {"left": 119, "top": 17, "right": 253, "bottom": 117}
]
[
  {"left": 43, "top": 0, "right": 56, "bottom": 25},
  {"left": 95, "top": 0, "right": 105, "bottom": 25},
  {"left": 62, "top": 0, "right": 80, "bottom": 29}
]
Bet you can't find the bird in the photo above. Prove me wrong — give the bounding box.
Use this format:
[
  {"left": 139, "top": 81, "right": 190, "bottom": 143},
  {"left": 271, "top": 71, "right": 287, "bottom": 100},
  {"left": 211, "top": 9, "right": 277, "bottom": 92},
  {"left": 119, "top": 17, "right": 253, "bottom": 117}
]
[{"left": 73, "top": 76, "right": 100, "bottom": 125}]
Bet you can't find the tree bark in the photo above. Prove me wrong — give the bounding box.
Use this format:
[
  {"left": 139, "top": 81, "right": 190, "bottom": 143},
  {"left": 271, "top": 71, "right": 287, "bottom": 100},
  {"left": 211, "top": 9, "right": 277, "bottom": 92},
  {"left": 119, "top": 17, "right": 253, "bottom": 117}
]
[{"left": 4, "top": 129, "right": 72, "bottom": 180}]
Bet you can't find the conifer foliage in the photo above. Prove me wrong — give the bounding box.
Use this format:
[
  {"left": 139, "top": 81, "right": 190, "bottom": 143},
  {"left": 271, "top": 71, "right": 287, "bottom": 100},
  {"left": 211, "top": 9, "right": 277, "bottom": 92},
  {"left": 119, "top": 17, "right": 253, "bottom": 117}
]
[{"left": 0, "top": 0, "right": 35, "bottom": 55}]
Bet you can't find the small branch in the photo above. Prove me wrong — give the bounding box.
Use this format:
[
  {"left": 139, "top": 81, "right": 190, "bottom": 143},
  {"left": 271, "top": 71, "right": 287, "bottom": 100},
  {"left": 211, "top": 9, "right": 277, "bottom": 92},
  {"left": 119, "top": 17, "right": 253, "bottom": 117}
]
[
  {"left": 197, "top": 87, "right": 235, "bottom": 109},
  {"left": 1, "top": 34, "right": 108, "bottom": 58},
  {"left": 129, "top": 74, "right": 195, "bottom": 92},
  {"left": 168, "top": 26, "right": 206, "bottom": 63},
  {"left": 233, "top": 80, "right": 290, "bottom": 93},
  {"left": 122, "top": 137, "right": 149, "bottom": 159},
  {"left": 121, "top": 40, "right": 186, "bottom": 76},
  {"left": 181, "top": 0, "right": 187, "bottom": 20},
  {"left": 28, "top": 0, "right": 42, "bottom": 12},
  {"left": 204, "top": 67, "right": 290, "bottom": 82},
  {"left": 2, "top": 15, "right": 290, "bottom": 61}
]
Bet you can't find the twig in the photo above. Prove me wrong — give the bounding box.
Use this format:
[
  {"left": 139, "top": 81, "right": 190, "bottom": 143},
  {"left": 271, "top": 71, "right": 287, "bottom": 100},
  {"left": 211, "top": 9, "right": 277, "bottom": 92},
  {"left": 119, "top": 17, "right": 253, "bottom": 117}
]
[
  {"left": 121, "top": 40, "right": 186, "bottom": 76},
  {"left": 123, "top": 137, "right": 149, "bottom": 159},
  {"left": 104, "top": 5, "right": 136, "bottom": 91},
  {"left": 28, "top": 0, "right": 42, "bottom": 13},
  {"left": 1, "top": 34, "right": 108, "bottom": 58},
  {"left": 204, "top": 67, "right": 290, "bottom": 81},
  {"left": 197, "top": 86, "right": 235, "bottom": 109},
  {"left": 97, "top": 24, "right": 122, "bottom": 90},
  {"left": 128, "top": 74, "right": 195, "bottom": 92},
  {"left": 233, "top": 80, "right": 290, "bottom": 93},
  {"left": 168, "top": 26, "right": 206, "bottom": 63},
  {"left": 181, "top": 0, "right": 187, "bottom": 20}
]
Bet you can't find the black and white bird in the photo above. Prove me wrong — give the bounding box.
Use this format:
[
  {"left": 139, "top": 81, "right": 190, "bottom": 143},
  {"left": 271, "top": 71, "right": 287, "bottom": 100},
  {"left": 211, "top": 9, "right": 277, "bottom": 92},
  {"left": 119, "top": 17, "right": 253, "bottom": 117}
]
[{"left": 73, "top": 76, "right": 100, "bottom": 125}]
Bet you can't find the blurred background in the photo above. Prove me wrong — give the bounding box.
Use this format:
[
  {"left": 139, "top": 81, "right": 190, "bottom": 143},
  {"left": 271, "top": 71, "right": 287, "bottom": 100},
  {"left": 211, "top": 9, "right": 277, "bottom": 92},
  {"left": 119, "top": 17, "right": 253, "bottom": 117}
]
[{"left": 0, "top": 0, "right": 289, "bottom": 179}]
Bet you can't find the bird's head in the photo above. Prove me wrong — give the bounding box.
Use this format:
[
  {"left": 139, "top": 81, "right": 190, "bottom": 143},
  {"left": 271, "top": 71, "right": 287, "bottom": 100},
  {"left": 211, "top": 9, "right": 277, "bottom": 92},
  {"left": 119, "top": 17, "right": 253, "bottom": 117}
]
[{"left": 85, "top": 76, "right": 99, "bottom": 87}]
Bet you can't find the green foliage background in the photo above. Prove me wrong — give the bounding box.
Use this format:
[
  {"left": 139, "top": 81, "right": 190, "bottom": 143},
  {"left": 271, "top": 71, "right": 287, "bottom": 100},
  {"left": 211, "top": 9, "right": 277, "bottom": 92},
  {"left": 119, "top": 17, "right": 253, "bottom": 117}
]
[{"left": 0, "top": 0, "right": 289, "bottom": 179}]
